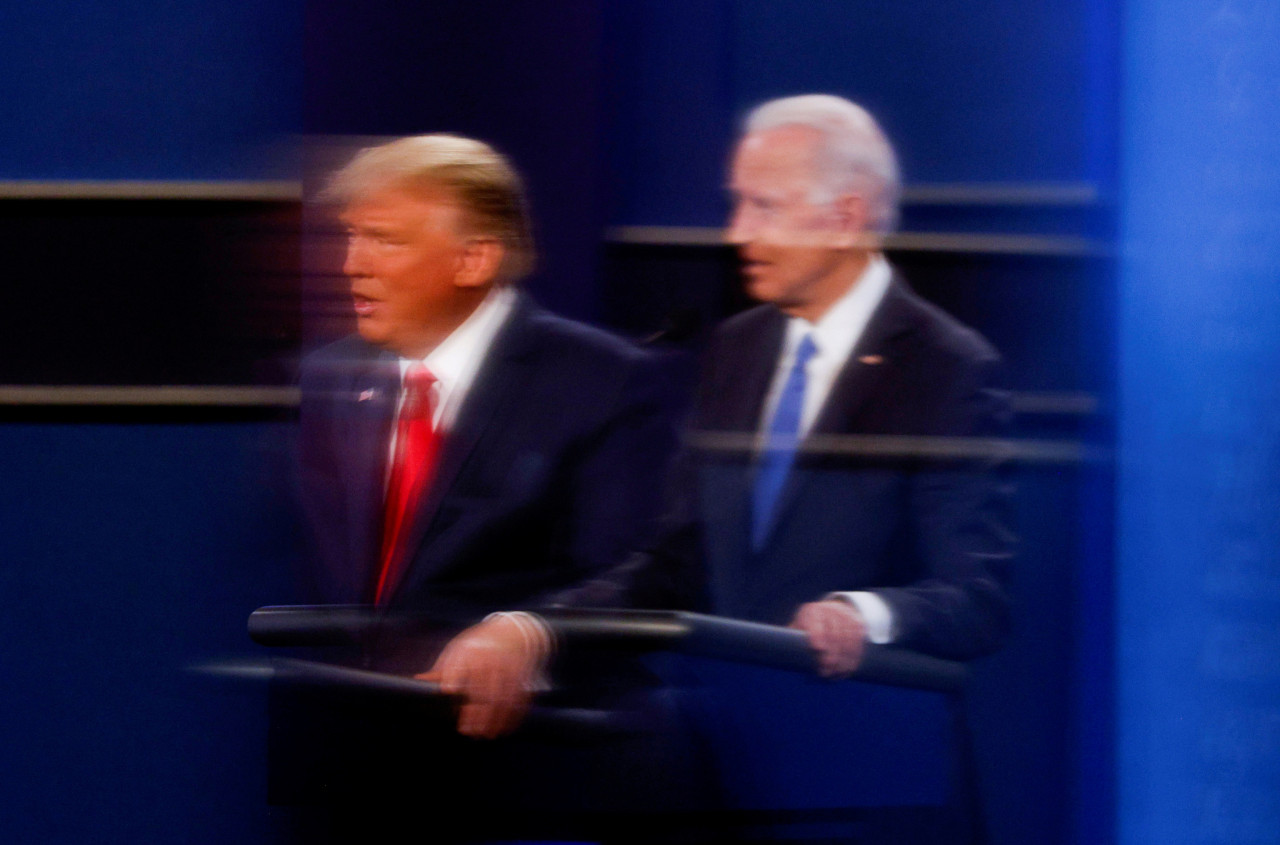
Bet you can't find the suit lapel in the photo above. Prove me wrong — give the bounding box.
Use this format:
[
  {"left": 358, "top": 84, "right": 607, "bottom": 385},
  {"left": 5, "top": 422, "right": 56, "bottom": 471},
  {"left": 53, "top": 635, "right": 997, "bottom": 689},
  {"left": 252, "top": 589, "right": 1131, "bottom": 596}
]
[
  {"left": 714, "top": 308, "right": 787, "bottom": 433},
  {"left": 698, "top": 310, "right": 783, "bottom": 586},
  {"left": 756, "top": 276, "right": 918, "bottom": 551},
  {"left": 809, "top": 275, "right": 916, "bottom": 436},
  {"left": 384, "top": 296, "right": 536, "bottom": 601},
  {"left": 342, "top": 350, "right": 399, "bottom": 601}
]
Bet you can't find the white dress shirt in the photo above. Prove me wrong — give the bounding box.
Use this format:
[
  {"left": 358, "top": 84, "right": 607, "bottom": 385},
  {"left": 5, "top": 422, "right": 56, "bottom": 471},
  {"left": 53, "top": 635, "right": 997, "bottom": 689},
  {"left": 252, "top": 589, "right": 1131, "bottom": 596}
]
[
  {"left": 394, "top": 285, "right": 517, "bottom": 431},
  {"left": 757, "top": 255, "right": 898, "bottom": 644},
  {"left": 385, "top": 286, "right": 517, "bottom": 475},
  {"left": 390, "top": 285, "right": 548, "bottom": 661}
]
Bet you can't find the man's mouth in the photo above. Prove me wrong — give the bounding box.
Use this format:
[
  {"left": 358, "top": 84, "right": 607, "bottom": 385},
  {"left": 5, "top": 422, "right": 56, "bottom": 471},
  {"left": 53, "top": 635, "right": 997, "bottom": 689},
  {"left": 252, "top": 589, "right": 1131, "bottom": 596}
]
[{"left": 352, "top": 294, "right": 378, "bottom": 317}]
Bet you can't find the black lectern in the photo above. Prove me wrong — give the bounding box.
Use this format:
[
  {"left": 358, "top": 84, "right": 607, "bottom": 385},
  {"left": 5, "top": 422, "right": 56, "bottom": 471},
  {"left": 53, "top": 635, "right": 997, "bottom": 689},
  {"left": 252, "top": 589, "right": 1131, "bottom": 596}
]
[{"left": 250, "top": 606, "right": 976, "bottom": 843}]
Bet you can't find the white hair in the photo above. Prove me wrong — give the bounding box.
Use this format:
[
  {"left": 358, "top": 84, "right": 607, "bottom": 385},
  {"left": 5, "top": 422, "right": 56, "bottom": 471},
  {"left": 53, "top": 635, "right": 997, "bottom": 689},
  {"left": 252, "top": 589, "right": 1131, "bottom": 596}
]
[{"left": 744, "top": 94, "right": 901, "bottom": 234}]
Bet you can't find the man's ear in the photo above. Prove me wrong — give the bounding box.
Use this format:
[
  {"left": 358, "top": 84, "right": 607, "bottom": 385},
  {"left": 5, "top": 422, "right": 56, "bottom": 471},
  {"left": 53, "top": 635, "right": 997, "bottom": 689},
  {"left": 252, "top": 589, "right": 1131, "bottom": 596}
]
[
  {"left": 831, "top": 193, "right": 873, "bottom": 247},
  {"left": 455, "top": 237, "right": 506, "bottom": 289}
]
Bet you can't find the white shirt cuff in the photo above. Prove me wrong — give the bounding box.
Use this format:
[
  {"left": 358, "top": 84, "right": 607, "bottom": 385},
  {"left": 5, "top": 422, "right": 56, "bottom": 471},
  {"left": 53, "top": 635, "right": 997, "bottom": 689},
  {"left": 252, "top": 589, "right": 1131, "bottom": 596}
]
[{"left": 830, "top": 591, "right": 895, "bottom": 644}]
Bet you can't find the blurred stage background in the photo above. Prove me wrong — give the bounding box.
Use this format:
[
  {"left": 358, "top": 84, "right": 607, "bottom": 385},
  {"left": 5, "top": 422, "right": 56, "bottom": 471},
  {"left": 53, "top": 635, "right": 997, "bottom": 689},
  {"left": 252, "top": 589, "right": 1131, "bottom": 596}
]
[{"left": 1, "top": 2, "right": 1277, "bottom": 843}]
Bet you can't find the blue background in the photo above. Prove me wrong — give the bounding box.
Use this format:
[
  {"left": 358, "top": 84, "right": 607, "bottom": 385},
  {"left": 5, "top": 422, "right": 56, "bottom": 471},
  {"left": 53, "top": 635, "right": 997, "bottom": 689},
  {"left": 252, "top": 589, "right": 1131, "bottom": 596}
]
[{"left": 2, "top": 1, "right": 1278, "bottom": 843}]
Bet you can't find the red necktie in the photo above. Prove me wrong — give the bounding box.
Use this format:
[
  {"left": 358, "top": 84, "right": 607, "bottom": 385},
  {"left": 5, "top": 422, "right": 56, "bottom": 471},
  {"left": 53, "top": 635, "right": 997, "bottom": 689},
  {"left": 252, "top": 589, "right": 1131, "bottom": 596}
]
[{"left": 373, "top": 364, "right": 441, "bottom": 604}]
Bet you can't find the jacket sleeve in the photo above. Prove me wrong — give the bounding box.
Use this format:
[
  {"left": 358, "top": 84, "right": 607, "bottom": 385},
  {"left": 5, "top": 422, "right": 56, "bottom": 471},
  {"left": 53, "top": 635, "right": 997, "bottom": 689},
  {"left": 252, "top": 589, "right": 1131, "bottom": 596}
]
[{"left": 873, "top": 350, "right": 1017, "bottom": 659}]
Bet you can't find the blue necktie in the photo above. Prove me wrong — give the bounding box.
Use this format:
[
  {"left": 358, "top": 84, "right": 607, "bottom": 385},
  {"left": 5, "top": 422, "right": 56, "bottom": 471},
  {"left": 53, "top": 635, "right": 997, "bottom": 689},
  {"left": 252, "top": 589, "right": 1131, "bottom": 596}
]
[{"left": 752, "top": 334, "right": 817, "bottom": 549}]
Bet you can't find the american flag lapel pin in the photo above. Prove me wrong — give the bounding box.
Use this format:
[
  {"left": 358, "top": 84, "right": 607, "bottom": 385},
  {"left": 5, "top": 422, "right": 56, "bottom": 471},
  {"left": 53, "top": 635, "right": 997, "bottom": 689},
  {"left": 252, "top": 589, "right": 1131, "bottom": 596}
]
[
  {"left": 858, "top": 354, "right": 884, "bottom": 365},
  {"left": 358, "top": 388, "right": 377, "bottom": 402}
]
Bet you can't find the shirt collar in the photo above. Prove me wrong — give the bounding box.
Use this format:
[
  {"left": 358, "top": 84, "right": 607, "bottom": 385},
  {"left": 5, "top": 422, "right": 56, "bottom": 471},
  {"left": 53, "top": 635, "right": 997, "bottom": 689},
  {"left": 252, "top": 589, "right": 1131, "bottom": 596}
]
[
  {"left": 783, "top": 254, "right": 892, "bottom": 360},
  {"left": 398, "top": 285, "right": 517, "bottom": 385}
]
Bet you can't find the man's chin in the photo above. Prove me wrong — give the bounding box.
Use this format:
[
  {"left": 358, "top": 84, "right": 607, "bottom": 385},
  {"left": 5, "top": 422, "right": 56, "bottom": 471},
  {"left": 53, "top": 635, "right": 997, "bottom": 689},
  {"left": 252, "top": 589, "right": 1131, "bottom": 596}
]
[
  {"left": 744, "top": 276, "right": 779, "bottom": 304},
  {"left": 355, "top": 319, "right": 392, "bottom": 350}
]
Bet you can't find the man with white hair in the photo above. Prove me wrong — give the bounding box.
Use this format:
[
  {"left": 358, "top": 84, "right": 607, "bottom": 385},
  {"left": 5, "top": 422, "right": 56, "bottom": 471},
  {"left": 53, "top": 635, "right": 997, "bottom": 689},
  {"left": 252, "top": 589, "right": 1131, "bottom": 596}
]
[
  {"left": 413, "top": 96, "right": 1011, "bottom": 844},
  {"left": 699, "top": 93, "right": 1013, "bottom": 670},
  {"left": 442, "top": 94, "right": 1012, "bottom": 723}
]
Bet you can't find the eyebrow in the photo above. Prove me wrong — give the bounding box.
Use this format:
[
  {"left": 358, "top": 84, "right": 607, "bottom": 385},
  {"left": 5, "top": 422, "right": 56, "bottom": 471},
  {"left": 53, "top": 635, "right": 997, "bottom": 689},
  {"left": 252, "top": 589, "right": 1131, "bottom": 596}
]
[{"left": 342, "top": 219, "right": 398, "bottom": 235}]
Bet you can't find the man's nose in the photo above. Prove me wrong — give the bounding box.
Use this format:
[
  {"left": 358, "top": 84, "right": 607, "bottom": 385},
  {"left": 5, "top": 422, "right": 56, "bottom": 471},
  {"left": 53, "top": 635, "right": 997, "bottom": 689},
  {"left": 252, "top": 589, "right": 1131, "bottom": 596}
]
[
  {"left": 343, "top": 237, "right": 369, "bottom": 277},
  {"left": 725, "top": 206, "right": 753, "bottom": 245}
]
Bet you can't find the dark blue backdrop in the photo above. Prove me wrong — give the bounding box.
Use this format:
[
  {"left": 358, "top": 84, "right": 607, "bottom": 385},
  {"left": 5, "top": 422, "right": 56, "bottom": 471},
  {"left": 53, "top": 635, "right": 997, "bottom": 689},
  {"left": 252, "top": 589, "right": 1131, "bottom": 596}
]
[
  {"left": 0, "top": 423, "right": 296, "bottom": 843},
  {"left": 0, "top": 1, "right": 301, "bottom": 180},
  {"left": 4, "top": 2, "right": 1277, "bottom": 844}
]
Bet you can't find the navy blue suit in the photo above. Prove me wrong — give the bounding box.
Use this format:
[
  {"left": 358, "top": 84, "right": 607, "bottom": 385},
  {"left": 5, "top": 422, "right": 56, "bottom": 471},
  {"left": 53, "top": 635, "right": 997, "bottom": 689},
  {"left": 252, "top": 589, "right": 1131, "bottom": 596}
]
[
  {"left": 689, "top": 275, "right": 1014, "bottom": 659},
  {"left": 279, "top": 295, "right": 705, "bottom": 833},
  {"left": 596, "top": 274, "right": 1015, "bottom": 843},
  {"left": 525, "top": 273, "right": 1012, "bottom": 844},
  {"left": 577, "top": 275, "right": 1013, "bottom": 659},
  {"left": 296, "top": 293, "right": 675, "bottom": 629}
]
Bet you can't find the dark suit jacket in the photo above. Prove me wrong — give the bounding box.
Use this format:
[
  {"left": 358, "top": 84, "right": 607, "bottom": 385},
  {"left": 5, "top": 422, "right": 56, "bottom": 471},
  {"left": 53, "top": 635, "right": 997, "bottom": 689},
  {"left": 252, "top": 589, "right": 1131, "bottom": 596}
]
[
  {"left": 545, "top": 274, "right": 1010, "bottom": 843},
  {"left": 296, "top": 293, "right": 675, "bottom": 631},
  {"left": 278, "top": 295, "right": 706, "bottom": 828},
  {"left": 570, "top": 274, "right": 1013, "bottom": 663},
  {"left": 690, "top": 274, "right": 1014, "bottom": 660}
]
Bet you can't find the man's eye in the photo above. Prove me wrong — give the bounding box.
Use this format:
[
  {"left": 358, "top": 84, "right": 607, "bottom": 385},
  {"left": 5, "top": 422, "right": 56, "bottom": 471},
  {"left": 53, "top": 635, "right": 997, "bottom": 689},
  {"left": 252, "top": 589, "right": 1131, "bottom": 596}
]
[{"left": 731, "top": 196, "right": 768, "bottom": 213}]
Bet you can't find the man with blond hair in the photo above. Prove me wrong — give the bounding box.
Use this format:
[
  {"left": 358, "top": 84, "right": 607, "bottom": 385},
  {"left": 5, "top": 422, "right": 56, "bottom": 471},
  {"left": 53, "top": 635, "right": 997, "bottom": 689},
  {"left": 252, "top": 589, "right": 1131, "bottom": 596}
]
[{"left": 294, "top": 133, "right": 674, "bottom": 739}]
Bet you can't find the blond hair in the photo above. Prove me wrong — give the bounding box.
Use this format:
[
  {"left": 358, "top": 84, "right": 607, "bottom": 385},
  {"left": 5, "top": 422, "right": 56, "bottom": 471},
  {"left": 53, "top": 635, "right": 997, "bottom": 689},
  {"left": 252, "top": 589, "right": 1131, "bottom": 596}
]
[{"left": 323, "top": 134, "right": 535, "bottom": 280}]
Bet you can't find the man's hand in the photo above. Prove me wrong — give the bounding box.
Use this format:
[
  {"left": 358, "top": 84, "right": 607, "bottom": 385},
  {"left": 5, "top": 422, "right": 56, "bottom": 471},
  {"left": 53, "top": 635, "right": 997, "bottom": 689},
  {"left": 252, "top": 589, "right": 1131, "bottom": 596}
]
[
  {"left": 416, "top": 613, "right": 550, "bottom": 739},
  {"left": 789, "top": 599, "right": 868, "bottom": 678}
]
